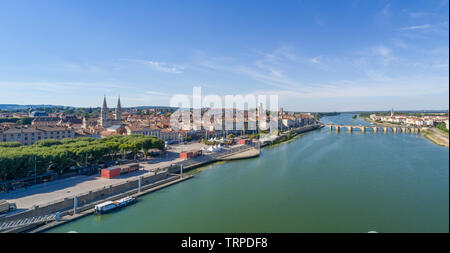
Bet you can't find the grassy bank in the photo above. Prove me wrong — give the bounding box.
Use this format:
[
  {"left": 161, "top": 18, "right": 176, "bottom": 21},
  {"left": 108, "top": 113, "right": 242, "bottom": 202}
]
[{"left": 422, "top": 130, "right": 449, "bottom": 148}]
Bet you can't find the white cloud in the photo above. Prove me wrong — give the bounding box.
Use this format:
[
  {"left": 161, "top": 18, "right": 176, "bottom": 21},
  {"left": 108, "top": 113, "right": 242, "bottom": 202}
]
[
  {"left": 145, "top": 90, "right": 170, "bottom": 96},
  {"left": 255, "top": 75, "right": 449, "bottom": 100},
  {"left": 146, "top": 61, "right": 185, "bottom": 74},
  {"left": 399, "top": 22, "right": 449, "bottom": 33},
  {"left": 311, "top": 56, "right": 322, "bottom": 64},
  {"left": 400, "top": 24, "right": 432, "bottom": 31},
  {"left": 373, "top": 46, "right": 391, "bottom": 56},
  {"left": 195, "top": 44, "right": 448, "bottom": 110}
]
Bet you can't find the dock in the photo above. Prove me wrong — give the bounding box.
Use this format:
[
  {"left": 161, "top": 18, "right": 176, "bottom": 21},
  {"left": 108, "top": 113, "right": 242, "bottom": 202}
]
[{"left": 9, "top": 174, "right": 194, "bottom": 233}]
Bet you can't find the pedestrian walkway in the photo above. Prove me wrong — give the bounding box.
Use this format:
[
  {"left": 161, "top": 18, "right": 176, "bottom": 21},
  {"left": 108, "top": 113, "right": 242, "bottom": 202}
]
[{"left": 0, "top": 213, "right": 56, "bottom": 232}]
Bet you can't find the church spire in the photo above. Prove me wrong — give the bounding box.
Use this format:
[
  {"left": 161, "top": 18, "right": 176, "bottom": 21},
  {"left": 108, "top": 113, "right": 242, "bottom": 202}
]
[
  {"left": 102, "top": 95, "right": 108, "bottom": 109},
  {"left": 100, "top": 95, "right": 108, "bottom": 127},
  {"left": 117, "top": 96, "right": 121, "bottom": 110},
  {"left": 115, "top": 95, "right": 122, "bottom": 121}
]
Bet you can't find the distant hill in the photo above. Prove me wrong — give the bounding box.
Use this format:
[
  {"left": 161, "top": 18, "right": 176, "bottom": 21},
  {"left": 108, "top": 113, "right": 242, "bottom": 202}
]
[
  {"left": 0, "top": 104, "right": 69, "bottom": 110},
  {"left": 344, "top": 110, "right": 449, "bottom": 114},
  {"left": 0, "top": 104, "right": 177, "bottom": 111},
  {"left": 132, "top": 106, "right": 177, "bottom": 110}
]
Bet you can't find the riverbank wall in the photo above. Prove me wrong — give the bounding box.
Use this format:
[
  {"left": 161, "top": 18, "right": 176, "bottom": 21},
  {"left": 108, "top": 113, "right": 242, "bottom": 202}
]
[
  {"left": 168, "top": 144, "right": 261, "bottom": 174},
  {"left": 25, "top": 174, "right": 193, "bottom": 233},
  {"left": 260, "top": 124, "right": 322, "bottom": 147},
  {"left": 0, "top": 172, "right": 172, "bottom": 224}
]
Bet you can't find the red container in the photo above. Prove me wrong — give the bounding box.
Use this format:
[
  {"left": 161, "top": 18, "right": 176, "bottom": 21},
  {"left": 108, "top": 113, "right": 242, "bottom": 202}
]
[
  {"left": 180, "top": 152, "right": 193, "bottom": 159},
  {"left": 101, "top": 167, "right": 121, "bottom": 179},
  {"left": 239, "top": 139, "right": 251, "bottom": 144}
]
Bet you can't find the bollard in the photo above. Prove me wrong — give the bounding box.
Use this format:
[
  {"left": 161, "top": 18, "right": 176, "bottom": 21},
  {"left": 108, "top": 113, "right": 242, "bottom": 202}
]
[
  {"left": 73, "top": 196, "right": 78, "bottom": 215},
  {"left": 138, "top": 176, "right": 142, "bottom": 192}
]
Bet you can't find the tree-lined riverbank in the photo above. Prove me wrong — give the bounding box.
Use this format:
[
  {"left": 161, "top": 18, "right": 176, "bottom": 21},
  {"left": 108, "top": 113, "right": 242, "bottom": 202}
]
[{"left": 363, "top": 117, "right": 448, "bottom": 148}]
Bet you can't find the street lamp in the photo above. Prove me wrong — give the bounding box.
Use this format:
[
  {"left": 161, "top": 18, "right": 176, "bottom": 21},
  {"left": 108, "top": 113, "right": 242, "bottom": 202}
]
[{"left": 34, "top": 156, "right": 37, "bottom": 185}]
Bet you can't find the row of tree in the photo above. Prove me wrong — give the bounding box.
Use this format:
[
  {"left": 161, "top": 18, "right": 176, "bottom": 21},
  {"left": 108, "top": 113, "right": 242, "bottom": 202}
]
[
  {"left": 0, "top": 135, "right": 164, "bottom": 182},
  {"left": 436, "top": 122, "right": 449, "bottom": 133},
  {"left": 0, "top": 117, "right": 33, "bottom": 125},
  {"left": 313, "top": 112, "right": 340, "bottom": 120}
]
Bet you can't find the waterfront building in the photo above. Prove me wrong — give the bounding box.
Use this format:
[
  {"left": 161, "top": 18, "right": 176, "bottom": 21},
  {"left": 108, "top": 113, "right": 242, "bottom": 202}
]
[
  {"left": 281, "top": 118, "right": 295, "bottom": 130},
  {"left": 0, "top": 125, "right": 75, "bottom": 145}
]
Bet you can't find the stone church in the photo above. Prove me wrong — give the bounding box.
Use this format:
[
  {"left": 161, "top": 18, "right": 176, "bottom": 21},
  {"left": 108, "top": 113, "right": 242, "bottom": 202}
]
[{"left": 98, "top": 96, "right": 123, "bottom": 128}]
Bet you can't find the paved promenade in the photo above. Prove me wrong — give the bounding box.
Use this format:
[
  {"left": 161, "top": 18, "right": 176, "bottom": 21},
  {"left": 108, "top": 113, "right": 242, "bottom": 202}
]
[{"left": 0, "top": 159, "right": 180, "bottom": 211}]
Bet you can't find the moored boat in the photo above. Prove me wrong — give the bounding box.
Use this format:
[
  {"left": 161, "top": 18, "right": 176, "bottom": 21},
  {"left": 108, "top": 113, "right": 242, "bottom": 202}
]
[{"left": 94, "top": 196, "right": 137, "bottom": 214}]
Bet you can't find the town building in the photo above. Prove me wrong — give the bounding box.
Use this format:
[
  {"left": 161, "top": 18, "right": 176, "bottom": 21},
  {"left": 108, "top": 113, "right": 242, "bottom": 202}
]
[
  {"left": 0, "top": 125, "right": 75, "bottom": 145},
  {"left": 31, "top": 117, "right": 60, "bottom": 127},
  {"left": 29, "top": 111, "right": 48, "bottom": 117}
]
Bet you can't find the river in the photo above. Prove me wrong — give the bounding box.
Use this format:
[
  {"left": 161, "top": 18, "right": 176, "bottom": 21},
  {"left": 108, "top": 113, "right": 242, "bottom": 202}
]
[{"left": 47, "top": 114, "right": 449, "bottom": 233}]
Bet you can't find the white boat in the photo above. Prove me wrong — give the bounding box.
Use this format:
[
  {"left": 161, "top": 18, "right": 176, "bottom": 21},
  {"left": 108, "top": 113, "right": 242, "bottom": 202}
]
[{"left": 94, "top": 196, "right": 137, "bottom": 214}]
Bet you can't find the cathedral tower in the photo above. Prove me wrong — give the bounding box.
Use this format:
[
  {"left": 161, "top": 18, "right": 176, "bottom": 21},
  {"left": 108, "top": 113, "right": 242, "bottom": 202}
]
[
  {"left": 100, "top": 96, "right": 108, "bottom": 127},
  {"left": 115, "top": 96, "right": 122, "bottom": 121}
]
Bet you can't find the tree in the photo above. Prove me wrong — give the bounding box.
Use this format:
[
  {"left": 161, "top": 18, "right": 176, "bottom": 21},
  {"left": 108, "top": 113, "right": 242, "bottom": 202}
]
[
  {"left": 0, "top": 142, "right": 21, "bottom": 148},
  {"left": 0, "top": 134, "right": 165, "bottom": 181},
  {"left": 16, "top": 117, "right": 33, "bottom": 125}
]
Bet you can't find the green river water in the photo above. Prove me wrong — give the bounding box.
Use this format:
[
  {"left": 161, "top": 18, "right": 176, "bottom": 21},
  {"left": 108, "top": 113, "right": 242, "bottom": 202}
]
[{"left": 48, "top": 114, "right": 449, "bottom": 233}]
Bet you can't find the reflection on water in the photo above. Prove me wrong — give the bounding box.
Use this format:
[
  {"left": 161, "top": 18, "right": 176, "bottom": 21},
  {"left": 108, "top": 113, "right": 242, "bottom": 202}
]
[{"left": 320, "top": 113, "right": 374, "bottom": 126}]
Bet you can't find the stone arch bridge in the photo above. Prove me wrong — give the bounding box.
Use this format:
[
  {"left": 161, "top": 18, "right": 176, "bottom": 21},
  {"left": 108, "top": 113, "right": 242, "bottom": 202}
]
[{"left": 324, "top": 124, "right": 422, "bottom": 133}]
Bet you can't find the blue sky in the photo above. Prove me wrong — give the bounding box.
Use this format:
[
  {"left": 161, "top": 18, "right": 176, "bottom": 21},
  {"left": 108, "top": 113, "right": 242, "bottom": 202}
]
[{"left": 0, "top": 0, "right": 448, "bottom": 111}]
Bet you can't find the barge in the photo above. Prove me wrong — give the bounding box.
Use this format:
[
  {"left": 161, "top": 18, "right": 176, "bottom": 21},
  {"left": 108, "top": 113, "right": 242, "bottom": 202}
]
[{"left": 94, "top": 196, "right": 137, "bottom": 214}]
